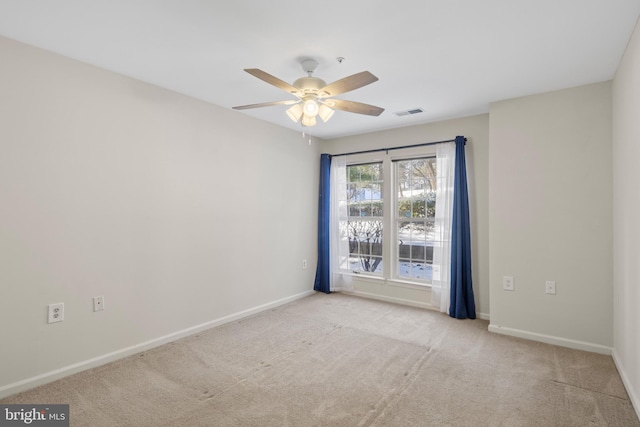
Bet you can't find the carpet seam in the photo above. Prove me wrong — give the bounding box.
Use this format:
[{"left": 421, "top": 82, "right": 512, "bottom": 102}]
[
  {"left": 357, "top": 346, "right": 435, "bottom": 426},
  {"left": 549, "top": 379, "right": 632, "bottom": 402}
]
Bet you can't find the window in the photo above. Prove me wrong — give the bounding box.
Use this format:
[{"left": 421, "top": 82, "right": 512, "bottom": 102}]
[
  {"left": 339, "top": 155, "right": 438, "bottom": 286},
  {"left": 346, "top": 163, "right": 383, "bottom": 274},
  {"left": 394, "top": 157, "right": 436, "bottom": 281}
]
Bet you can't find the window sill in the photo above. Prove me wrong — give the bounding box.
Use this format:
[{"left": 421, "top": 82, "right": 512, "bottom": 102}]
[
  {"left": 386, "top": 278, "right": 432, "bottom": 290},
  {"left": 341, "top": 272, "right": 432, "bottom": 291},
  {"left": 345, "top": 272, "right": 385, "bottom": 283}
]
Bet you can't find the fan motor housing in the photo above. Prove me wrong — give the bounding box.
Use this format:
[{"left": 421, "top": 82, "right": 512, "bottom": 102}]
[{"left": 293, "top": 77, "right": 327, "bottom": 95}]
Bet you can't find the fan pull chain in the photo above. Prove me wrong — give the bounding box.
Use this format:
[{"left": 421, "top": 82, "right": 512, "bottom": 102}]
[{"left": 302, "top": 130, "right": 311, "bottom": 145}]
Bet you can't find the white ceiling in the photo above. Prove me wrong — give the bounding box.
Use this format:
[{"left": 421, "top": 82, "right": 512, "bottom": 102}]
[{"left": 0, "top": 1, "right": 639, "bottom": 140}]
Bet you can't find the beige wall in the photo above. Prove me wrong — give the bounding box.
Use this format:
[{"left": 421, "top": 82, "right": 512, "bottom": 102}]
[
  {"left": 489, "top": 82, "right": 613, "bottom": 352},
  {"left": 613, "top": 17, "right": 640, "bottom": 417},
  {"left": 0, "top": 36, "right": 320, "bottom": 396},
  {"left": 322, "top": 114, "right": 490, "bottom": 318}
]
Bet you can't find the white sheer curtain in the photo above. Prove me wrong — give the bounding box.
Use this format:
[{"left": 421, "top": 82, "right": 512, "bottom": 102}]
[
  {"left": 431, "top": 141, "right": 456, "bottom": 313},
  {"left": 329, "top": 156, "right": 353, "bottom": 291}
]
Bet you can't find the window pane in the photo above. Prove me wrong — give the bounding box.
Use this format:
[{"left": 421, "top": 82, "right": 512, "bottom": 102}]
[
  {"left": 398, "top": 198, "right": 410, "bottom": 218},
  {"left": 426, "top": 194, "right": 436, "bottom": 218},
  {"left": 412, "top": 199, "right": 425, "bottom": 218},
  {"left": 347, "top": 219, "right": 383, "bottom": 273},
  {"left": 369, "top": 183, "right": 381, "bottom": 200},
  {"left": 372, "top": 201, "right": 383, "bottom": 217},
  {"left": 398, "top": 220, "right": 412, "bottom": 242},
  {"left": 349, "top": 182, "right": 358, "bottom": 200},
  {"left": 345, "top": 162, "right": 383, "bottom": 275},
  {"left": 395, "top": 157, "right": 436, "bottom": 282}
]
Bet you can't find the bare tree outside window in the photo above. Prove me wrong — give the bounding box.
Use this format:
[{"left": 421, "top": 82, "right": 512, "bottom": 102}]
[
  {"left": 348, "top": 219, "right": 383, "bottom": 272},
  {"left": 396, "top": 157, "right": 437, "bottom": 280},
  {"left": 346, "top": 163, "right": 383, "bottom": 274}
]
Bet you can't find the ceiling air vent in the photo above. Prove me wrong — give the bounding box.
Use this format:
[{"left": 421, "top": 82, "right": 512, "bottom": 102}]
[{"left": 394, "top": 108, "right": 424, "bottom": 117}]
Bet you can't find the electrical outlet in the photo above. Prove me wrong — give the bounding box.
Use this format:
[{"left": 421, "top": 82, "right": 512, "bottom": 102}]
[
  {"left": 93, "top": 296, "right": 104, "bottom": 312},
  {"left": 302, "top": 259, "right": 307, "bottom": 269},
  {"left": 48, "top": 303, "right": 64, "bottom": 323},
  {"left": 545, "top": 281, "right": 556, "bottom": 295},
  {"left": 503, "top": 276, "right": 514, "bottom": 291}
]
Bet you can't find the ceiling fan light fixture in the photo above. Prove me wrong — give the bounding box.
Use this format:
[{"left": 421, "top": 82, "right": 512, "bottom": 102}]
[
  {"left": 303, "top": 98, "right": 319, "bottom": 117},
  {"left": 286, "top": 103, "right": 303, "bottom": 122},
  {"left": 318, "top": 104, "right": 334, "bottom": 123},
  {"left": 301, "top": 114, "right": 317, "bottom": 127}
]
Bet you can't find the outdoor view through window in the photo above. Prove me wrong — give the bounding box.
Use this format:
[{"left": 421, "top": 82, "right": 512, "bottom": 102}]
[
  {"left": 345, "top": 157, "right": 436, "bottom": 282},
  {"left": 347, "top": 162, "right": 384, "bottom": 274}
]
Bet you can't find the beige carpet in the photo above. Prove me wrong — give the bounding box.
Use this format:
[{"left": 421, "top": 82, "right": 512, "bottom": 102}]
[{"left": 2, "top": 293, "right": 638, "bottom": 426}]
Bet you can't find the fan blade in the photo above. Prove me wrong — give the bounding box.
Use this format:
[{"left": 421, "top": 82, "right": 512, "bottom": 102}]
[
  {"left": 319, "top": 71, "right": 378, "bottom": 97},
  {"left": 324, "top": 99, "right": 384, "bottom": 116},
  {"left": 232, "top": 100, "right": 300, "bottom": 110},
  {"left": 244, "top": 69, "right": 299, "bottom": 94}
]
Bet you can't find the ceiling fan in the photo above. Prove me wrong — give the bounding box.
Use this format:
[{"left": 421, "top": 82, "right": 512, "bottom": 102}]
[{"left": 232, "top": 59, "right": 384, "bottom": 127}]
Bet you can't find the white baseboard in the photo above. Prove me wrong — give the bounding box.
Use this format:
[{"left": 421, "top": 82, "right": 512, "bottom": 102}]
[
  {"left": 476, "top": 312, "right": 490, "bottom": 321},
  {"left": 0, "top": 290, "right": 315, "bottom": 400},
  {"left": 342, "top": 290, "right": 490, "bottom": 321},
  {"left": 342, "top": 290, "right": 436, "bottom": 310},
  {"left": 612, "top": 348, "right": 640, "bottom": 421},
  {"left": 488, "top": 324, "right": 612, "bottom": 355}
]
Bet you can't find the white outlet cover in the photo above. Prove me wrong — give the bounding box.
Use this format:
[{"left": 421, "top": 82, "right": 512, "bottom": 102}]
[
  {"left": 503, "top": 276, "right": 514, "bottom": 291},
  {"left": 48, "top": 303, "right": 64, "bottom": 323}
]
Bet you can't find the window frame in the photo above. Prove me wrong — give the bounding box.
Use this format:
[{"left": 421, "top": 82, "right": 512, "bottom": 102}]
[{"left": 338, "top": 146, "right": 438, "bottom": 288}]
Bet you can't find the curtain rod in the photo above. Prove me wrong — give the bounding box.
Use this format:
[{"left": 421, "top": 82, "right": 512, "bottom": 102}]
[{"left": 329, "top": 137, "right": 466, "bottom": 158}]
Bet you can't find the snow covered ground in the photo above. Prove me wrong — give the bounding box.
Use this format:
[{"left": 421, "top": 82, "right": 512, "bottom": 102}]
[{"left": 348, "top": 260, "right": 433, "bottom": 281}]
